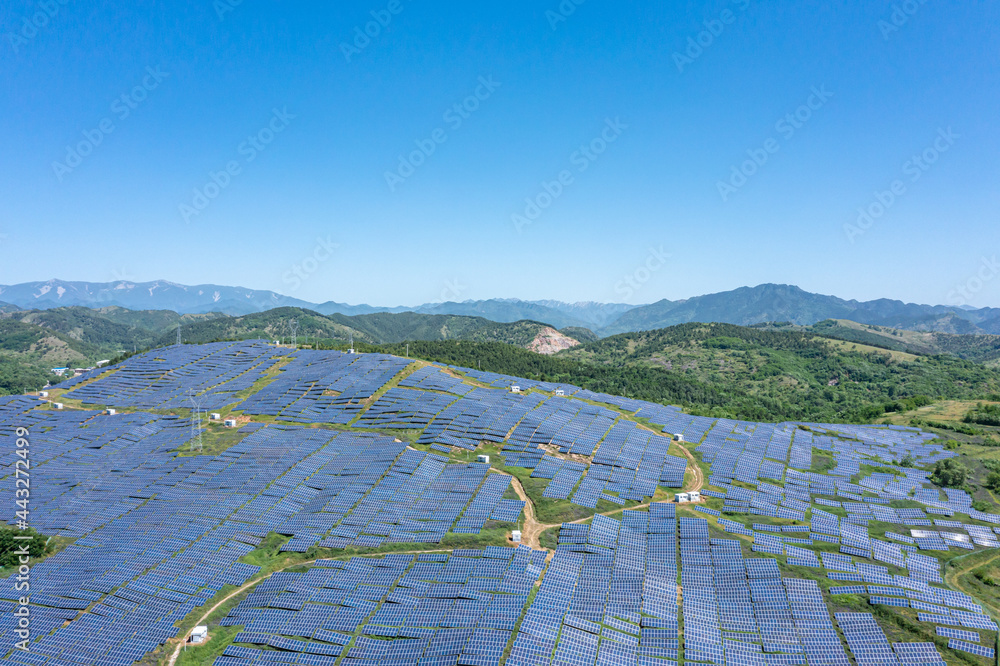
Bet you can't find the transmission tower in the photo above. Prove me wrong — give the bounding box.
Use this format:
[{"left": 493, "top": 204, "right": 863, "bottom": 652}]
[
  {"left": 290, "top": 319, "right": 298, "bottom": 348},
  {"left": 188, "top": 391, "right": 203, "bottom": 453},
  {"left": 176, "top": 324, "right": 182, "bottom": 346}
]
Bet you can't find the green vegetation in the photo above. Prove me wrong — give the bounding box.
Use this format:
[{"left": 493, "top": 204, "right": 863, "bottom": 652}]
[
  {"left": 930, "top": 459, "right": 970, "bottom": 488},
  {"left": 0, "top": 527, "right": 50, "bottom": 567},
  {"left": 911, "top": 418, "right": 982, "bottom": 435},
  {"left": 809, "top": 319, "right": 1000, "bottom": 364},
  {"left": 965, "top": 402, "right": 1000, "bottom": 426},
  {"left": 560, "top": 326, "right": 598, "bottom": 343},
  {"left": 379, "top": 323, "right": 1000, "bottom": 423}
]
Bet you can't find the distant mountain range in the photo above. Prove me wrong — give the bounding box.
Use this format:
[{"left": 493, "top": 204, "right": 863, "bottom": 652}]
[
  {"left": 2, "top": 280, "right": 999, "bottom": 335},
  {"left": 601, "top": 284, "right": 1000, "bottom": 336}
]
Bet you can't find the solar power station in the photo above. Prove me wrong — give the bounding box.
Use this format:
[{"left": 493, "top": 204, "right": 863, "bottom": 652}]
[{"left": 0, "top": 341, "right": 997, "bottom": 665}]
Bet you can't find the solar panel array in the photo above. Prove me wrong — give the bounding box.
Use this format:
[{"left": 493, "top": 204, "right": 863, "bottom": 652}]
[
  {"left": 65, "top": 341, "right": 288, "bottom": 409},
  {"left": 0, "top": 403, "right": 525, "bottom": 662},
  {"left": 214, "top": 547, "right": 546, "bottom": 666},
  {"left": 4, "top": 340, "right": 999, "bottom": 665},
  {"left": 237, "top": 351, "right": 411, "bottom": 424}
]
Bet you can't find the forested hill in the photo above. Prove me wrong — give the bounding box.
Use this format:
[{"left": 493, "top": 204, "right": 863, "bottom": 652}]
[{"left": 383, "top": 323, "right": 1000, "bottom": 424}]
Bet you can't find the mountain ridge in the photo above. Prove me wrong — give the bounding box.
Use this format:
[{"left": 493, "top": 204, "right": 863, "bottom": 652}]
[{"left": 2, "top": 280, "right": 998, "bottom": 335}]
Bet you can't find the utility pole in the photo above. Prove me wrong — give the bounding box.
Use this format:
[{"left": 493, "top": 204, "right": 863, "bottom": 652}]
[
  {"left": 188, "top": 391, "right": 203, "bottom": 453},
  {"left": 290, "top": 319, "right": 298, "bottom": 348}
]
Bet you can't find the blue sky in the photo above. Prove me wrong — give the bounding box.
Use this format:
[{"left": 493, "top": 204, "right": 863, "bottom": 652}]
[{"left": 3, "top": 0, "right": 998, "bottom": 307}]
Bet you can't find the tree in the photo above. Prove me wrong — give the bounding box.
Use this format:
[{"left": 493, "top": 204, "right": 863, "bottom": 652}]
[
  {"left": 985, "top": 472, "right": 1000, "bottom": 492},
  {"left": 930, "top": 459, "right": 969, "bottom": 488},
  {"left": 0, "top": 527, "right": 49, "bottom": 567}
]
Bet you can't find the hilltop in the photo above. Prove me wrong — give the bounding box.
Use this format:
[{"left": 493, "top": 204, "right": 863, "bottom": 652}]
[{"left": 4, "top": 280, "right": 1000, "bottom": 335}]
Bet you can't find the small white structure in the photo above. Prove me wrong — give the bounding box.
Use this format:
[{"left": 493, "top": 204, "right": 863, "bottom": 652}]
[
  {"left": 224, "top": 419, "right": 238, "bottom": 428},
  {"left": 687, "top": 490, "right": 701, "bottom": 502},
  {"left": 52, "top": 367, "right": 69, "bottom": 377},
  {"left": 191, "top": 625, "right": 208, "bottom": 644},
  {"left": 510, "top": 385, "right": 521, "bottom": 394},
  {"left": 675, "top": 493, "right": 690, "bottom": 503},
  {"left": 105, "top": 409, "right": 116, "bottom": 416},
  {"left": 554, "top": 389, "right": 565, "bottom": 397},
  {"left": 96, "top": 360, "right": 111, "bottom": 367},
  {"left": 53, "top": 402, "right": 64, "bottom": 410},
  {"left": 511, "top": 530, "right": 522, "bottom": 544},
  {"left": 210, "top": 413, "right": 222, "bottom": 421},
  {"left": 477, "top": 455, "right": 490, "bottom": 464},
  {"left": 38, "top": 391, "right": 49, "bottom": 398},
  {"left": 672, "top": 433, "right": 685, "bottom": 442}
]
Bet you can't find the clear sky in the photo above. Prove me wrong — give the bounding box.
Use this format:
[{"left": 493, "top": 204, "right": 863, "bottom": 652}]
[{"left": 3, "top": 1, "right": 998, "bottom": 307}]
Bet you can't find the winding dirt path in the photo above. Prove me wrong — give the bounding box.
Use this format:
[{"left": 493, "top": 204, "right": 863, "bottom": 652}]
[
  {"left": 675, "top": 441, "right": 704, "bottom": 493},
  {"left": 945, "top": 551, "right": 1000, "bottom": 619},
  {"left": 165, "top": 549, "right": 452, "bottom": 666},
  {"left": 495, "top": 439, "right": 705, "bottom": 553},
  {"left": 169, "top": 439, "right": 705, "bottom": 663},
  {"left": 503, "top": 474, "right": 545, "bottom": 550}
]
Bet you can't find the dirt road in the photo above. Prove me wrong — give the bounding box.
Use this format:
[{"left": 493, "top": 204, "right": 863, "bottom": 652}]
[
  {"left": 495, "top": 438, "right": 705, "bottom": 552},
  {"left": 165, "top": 548, "right": 453, "bottom": 666}
]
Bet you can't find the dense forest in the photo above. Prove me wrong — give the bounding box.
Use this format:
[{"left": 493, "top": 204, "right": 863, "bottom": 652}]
[
  {"left": 5, "top": 307, "right": 1000, "bottom": 424},
  {"left": 378, "top": 326, "right": 1000, "bottom": 423}
]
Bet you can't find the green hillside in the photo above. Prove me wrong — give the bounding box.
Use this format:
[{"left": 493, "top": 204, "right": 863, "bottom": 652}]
[
  {"left": 560, "top": 326, "right": 599, "bottom": 343},
  {"left": 382, "top": 323, "right": 1000, "bottom": 424},
  {"left": 94, "top": 306, "right": 226, "bottom": 332},
  {"left": 805, "top": 319, "right": 1000, "bottom": 365},
  {"left": 325, "top": 312, "right": 555, "bottom": 346},
  {"left": 0, "top": 319, "right": 97, "bottom": 393}
]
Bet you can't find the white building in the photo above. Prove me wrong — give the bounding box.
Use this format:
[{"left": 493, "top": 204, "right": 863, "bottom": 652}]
[
  {"left": 688, "top": 490, "right": 701, "bottom": 502},
  {"left": 511, "top": 530, "right": 522, "bottom": 544},
  {"left": 477, "top": 455, "right": 490, "bottom": 464},
  {"left": 675, "top": 493, "right": 689, "bottom": 503},
  {"left": 555, "top": 389, "right": 565, "bottom": 397},
  {"left": 510, "top": 385, "right": 521, "bottom": 394},
  {"left": 191, "top": 626, "right": 208, "bottom": 643},
  {"left": 38, "top": 391, "right": 49, "bottom": 398},
  {"left": 105, "top": 409, "right": 116, "bottom": 416},
  {"left": 210, "top": 413, "right": 222, "bottom": 421},
  {"left": 672, "top": 433, "right": 684, "bottom": 442},
  {"left": 224, "top": 419, "right": 238, "bottom": 428}
]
